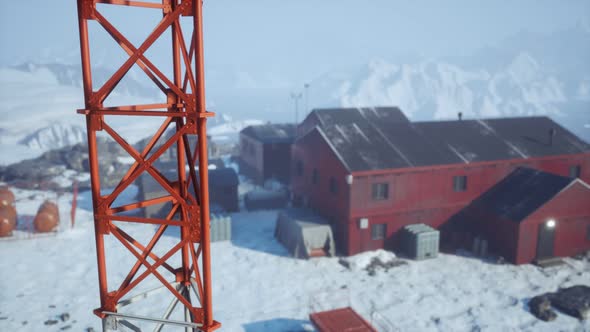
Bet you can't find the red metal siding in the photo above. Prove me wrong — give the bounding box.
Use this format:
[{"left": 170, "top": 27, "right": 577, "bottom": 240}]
[
  {"left": 239, "top": 133, "right": 265, "bottom": 183},
  {"left": 293, "top": 126, "right": 590, "bottom": 257},
  {"left": 516, "top": 181, "right": 590, "bottom": 264},
  {"left": 346, "top": 154, "right": 590, "bottom": 256},
  {"left": 348, "top": 206, "right": 460, "bottom": 255},
  {"left": 475, "top": 213, "right": 520, "bottom": 264},
  {"left": 291, "top": 130, "right": 351, "bottom": 253}
]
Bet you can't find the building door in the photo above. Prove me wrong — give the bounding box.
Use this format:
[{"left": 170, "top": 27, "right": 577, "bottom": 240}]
[{"left": 536, "top": 223, "right": 555, "bottom": 260}]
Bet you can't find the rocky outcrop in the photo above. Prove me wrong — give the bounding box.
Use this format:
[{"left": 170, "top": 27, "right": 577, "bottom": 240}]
[
  {"left": 529, "top": 285, "right": 590, "bottom": 321},
  {"left": 0, "top": 138, "right": 127, "bottom": 191}
]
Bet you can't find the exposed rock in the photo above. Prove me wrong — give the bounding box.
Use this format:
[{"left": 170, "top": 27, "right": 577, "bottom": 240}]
[
  {"left": 529, "top": 285, "right": 590, "bottom": 321},
  {"left": 0, "top": 138, "right": 127, "bottom": 191},
  {"left": 365, "top": 256, "right": 408, "bottom": 276},
  {"left": 44, "top": 319, "right": 59, "bottom": 325},
  {"left": 552, "top": 285, "right": 590, "bottom": 320},
  {"left": 59, "top": 313, "right": 70, "bottom": 322},
  {"left": 529, "top": 294, "right": 557, "bottom": 321}
]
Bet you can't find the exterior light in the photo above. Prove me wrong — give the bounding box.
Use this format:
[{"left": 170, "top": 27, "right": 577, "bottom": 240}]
[
  {"left": 359, "top": 218, "right": 368, "bottom": 229},
  {"left": 346, "top": 174, "right": 354, "bottom": 185},
  {"left": 546, "top": 219, "right": 556, "bottom": 228}
]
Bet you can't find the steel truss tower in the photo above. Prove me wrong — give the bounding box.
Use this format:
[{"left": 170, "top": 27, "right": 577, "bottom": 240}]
[{"left": 75, "top": 0, "right": 220, "bottom": 330}]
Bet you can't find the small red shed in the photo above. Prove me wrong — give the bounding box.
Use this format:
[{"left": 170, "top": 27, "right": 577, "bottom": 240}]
[
  {"left": 445, "top": 167, "right": 590, "bottom": 264},
  {"left": 310, "top": 307, "right": 377, "bottom": 332}
]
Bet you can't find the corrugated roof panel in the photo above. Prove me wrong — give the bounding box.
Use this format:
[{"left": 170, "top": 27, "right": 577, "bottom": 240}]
[
  {"left": 470, "top": 167, "right": 575, "bottom": 222},
  {"left": 306, "top": 109, "right": 589, "bottom": 172},
  {"left": 241, "top": 123, "right": 296, "bottom": 143}
]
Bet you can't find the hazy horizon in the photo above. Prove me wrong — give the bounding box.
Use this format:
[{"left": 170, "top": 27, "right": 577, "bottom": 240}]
[{"left": 1, "top": 1, "right": 589, "bottom": 83}]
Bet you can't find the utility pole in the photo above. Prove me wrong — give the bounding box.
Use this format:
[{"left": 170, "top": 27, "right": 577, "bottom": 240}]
[
  {"left": 291, "top": 92, "right": 303, "bottom": 124},
  {"left": 304, "top": 83, "right": 310, "bottom": 117}
]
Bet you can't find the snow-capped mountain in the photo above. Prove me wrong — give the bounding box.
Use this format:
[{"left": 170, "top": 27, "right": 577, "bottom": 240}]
[
  {"left": 18, "top": 123, "right": 87, "bottom": 150},
  {"left": 0, "top": 62, "right": 262, "bottom": 165},
  {"left": 1, "top": 26, "right": 588, "bottom": 166},
  {"left": 331, "top": 53, "right": 567, "bottom": 120},
  {"left": 11, "top": 62, "right": 159, "bottom": 98},
  {"left": 308, "top": 27, "right": 590, "bottom": 142}
]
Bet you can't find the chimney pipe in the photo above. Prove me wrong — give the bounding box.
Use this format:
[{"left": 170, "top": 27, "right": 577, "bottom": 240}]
[
  {"left": 549, "top": 128, "right": 556, "bottom": 146},
  {"left": 458, "top": 112, "right": 463, "bottom": 121}
]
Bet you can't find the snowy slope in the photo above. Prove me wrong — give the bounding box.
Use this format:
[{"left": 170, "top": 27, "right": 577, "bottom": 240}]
[
  {"left": 0, "top": 64, "right": 261, "bottom": 165},
  {"left": 1, "top": 188, "right": 589, "bottom": 332},
  {"left": 18, "top": 123, "right": 87, "bottom": 150},
  {"left": 328, "top": 54, "right": 568, "bottom": 120}
]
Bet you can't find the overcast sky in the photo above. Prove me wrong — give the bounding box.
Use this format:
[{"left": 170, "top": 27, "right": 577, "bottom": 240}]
[{"left": 1, "top": 1, "right": 589, "bottom": 80}]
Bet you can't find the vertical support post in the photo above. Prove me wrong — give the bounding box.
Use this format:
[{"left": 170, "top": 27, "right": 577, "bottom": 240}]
[
  {"left": 77, "top": 0, "right": 109, "bottom": 311},
  {"left": 71, "top": 180, "right": 78, "bottom": 228},
  {"left": 171, "top": 0, "right": 191, "bottom": 288},
  {"left": 193, "top": 0, "right": 213, "bottom": 327}
]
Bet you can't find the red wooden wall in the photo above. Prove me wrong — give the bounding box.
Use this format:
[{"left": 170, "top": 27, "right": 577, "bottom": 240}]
[
  {"left": 516, "top": 181, "right": 590, "bottom": 264},
  {"left": 292, "top": 129, "right": 590, "bottom": 256},
  {"left": 291, "top": 129, "right": 351, "bottom": 253},
  {"left": 239, "top": 133, "right": 265, "bottom": 183}
]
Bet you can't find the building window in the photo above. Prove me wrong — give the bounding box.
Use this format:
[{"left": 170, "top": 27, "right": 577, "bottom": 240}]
[
  {"left": 329, "top": 177, "right": 338, "bottom": 194},
  {"left": 453, "top": 175, "right": 467, "bottom": 192},
  {"left": 371, "top": 223, "right": 386, "bottom": 240},
  {"left": 312, "top": 168, "right": 319, "bottom": 184},
  {"left": 570, "top": 165, "right": 581, "bottom": 178},
  {"left": 372, "top": 183, "right": 389, "bottom": 200},
  {"left": 296, "top": 160, "right": 303, "bottom": 176}
]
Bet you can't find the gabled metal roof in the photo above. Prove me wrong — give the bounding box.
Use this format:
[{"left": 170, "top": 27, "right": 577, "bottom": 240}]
[
  {"left": 240, "top": 123, "right": 296, "bottom": 144},
  {"left": 462, "top": 167, "right": 582, "bottom": 223},
  {"left": 306, "top": 108, "right": 590, "bottom": 172}
]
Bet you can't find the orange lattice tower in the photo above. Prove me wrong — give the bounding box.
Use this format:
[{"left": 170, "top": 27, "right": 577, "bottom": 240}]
[{"left": 75, "top": 0, "right": 219, "bottom": 330}]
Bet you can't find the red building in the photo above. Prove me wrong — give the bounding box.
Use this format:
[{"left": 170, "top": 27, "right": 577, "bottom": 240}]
[
  {"left": 445, "top": 167, "right": 590, "bottom": 264},
  {"left": 239, "top": 124, "right": 296, "bottom": 185},
  {"left": 291, "top": 107, "right": 590, "bottom": 256}
]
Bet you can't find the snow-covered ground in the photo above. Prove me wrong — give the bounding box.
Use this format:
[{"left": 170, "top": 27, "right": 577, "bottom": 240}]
[{"left": 1, "top": 187, "right": 589, "bottom": 332}]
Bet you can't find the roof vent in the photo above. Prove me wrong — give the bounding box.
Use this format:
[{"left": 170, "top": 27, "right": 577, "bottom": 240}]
[
  {"left": 458, "top": 112, "right": 463, "bottom": 121},
  {"left": 549, "top": 128, "right": 556, "bottom": 146}
]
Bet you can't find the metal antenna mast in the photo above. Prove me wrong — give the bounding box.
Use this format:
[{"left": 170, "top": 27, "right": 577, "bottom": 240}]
[
  {"left": 291, "top": 92, "right": 303, "bottom": 124},
  {"left": 75, "top": 0, "right": 220, "bottom": 330}
]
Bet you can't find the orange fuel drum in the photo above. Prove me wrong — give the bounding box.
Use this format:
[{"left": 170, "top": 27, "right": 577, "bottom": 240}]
[
  {"left": 34, "top": 200, "right": 59, "bottom": 233},
  {"left": 0, "top": 186, "right": 15, "bottom": 207},
  {"left": 0, "top": 205, "right": 17, "bottom": 237}
]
